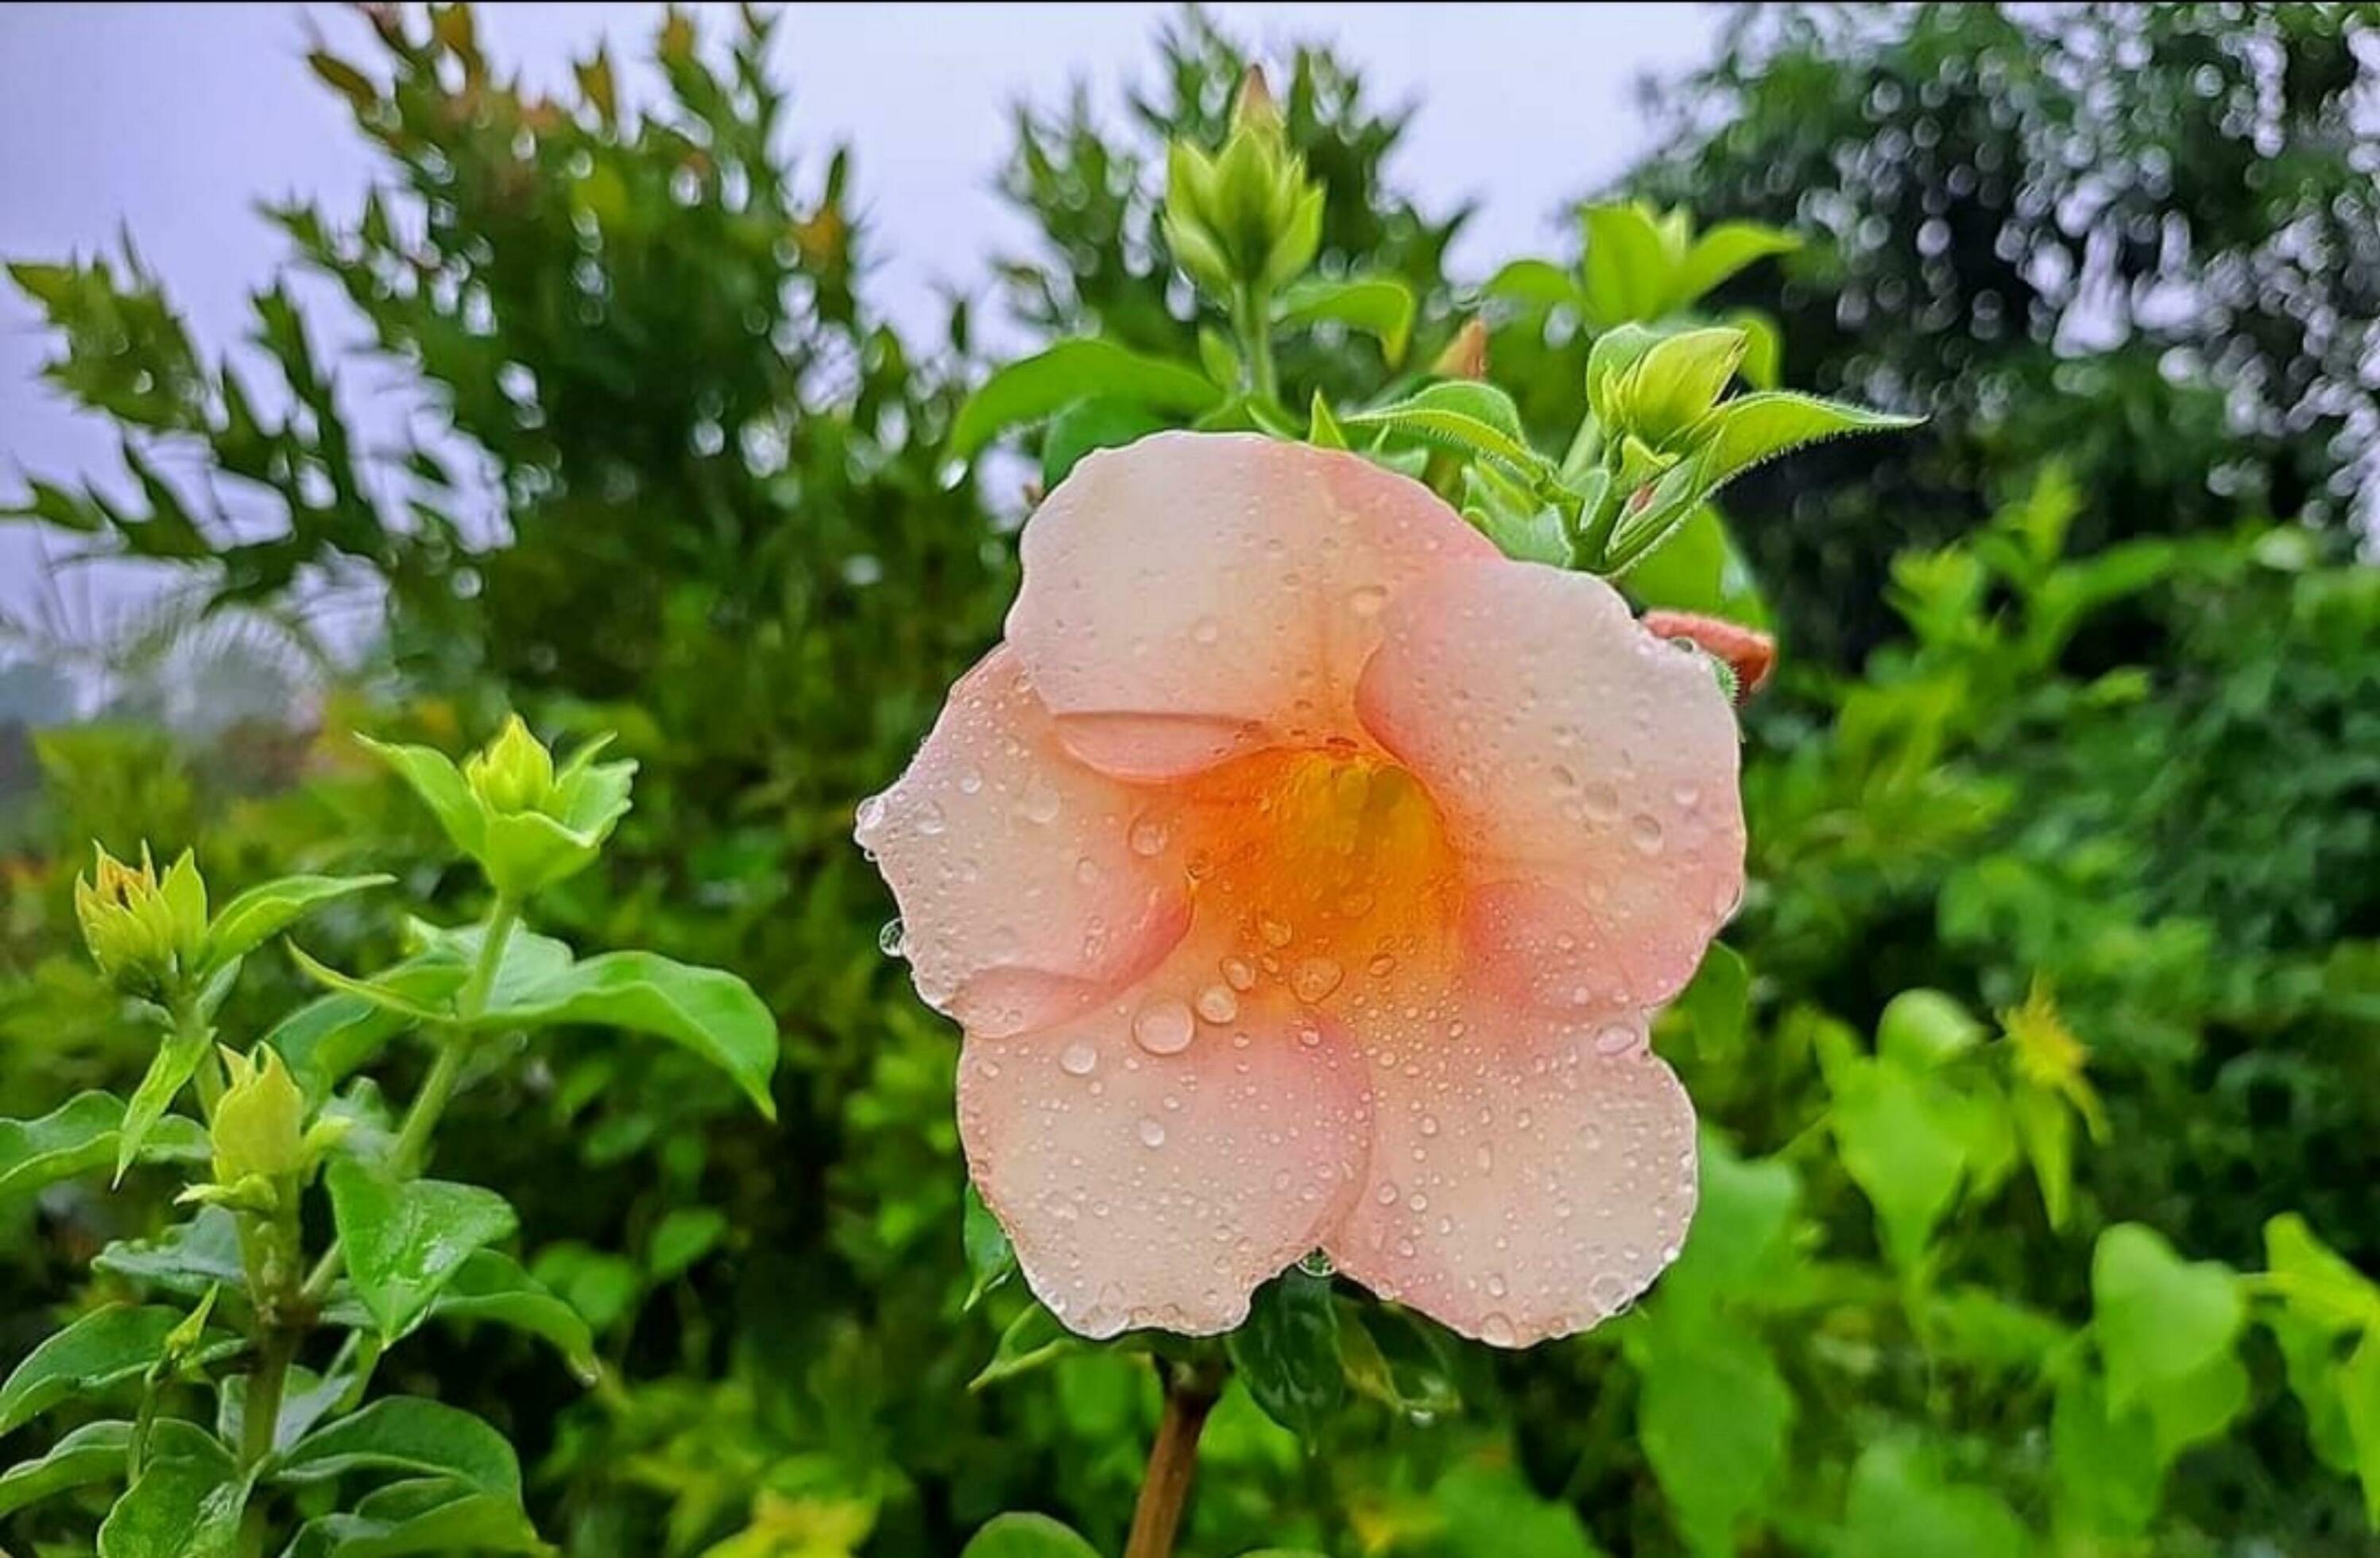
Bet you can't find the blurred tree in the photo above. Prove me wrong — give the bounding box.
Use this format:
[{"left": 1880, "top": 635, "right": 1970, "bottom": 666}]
[{"left": 1626, "top": 2, "right": 2379, "bottom": 666}]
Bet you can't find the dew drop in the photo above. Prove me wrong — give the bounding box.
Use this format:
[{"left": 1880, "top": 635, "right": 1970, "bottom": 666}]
[
  {"left": 915, "top": 800, "right": 947, "bottom": 836},
  {"left": 1376, "top": 1181, "right": 1401, "bottom": 1206},
  {"left": 1486, "top": 1273, "right": 1508, "bottom": 1299},
  {"left": 1195, "top": 983, "right": 1240, "bottom": 1024},
  {"left": 1259, "top": 915, "right": 1294, "bottom": 948},
  {"left": 1594, "top": 1021, "right": 1643, "bottom": 1056},
  {"left": 1290, "top": 956, "right": 1345, "bottom": 1002},
  {"left": 1059, "top": 1041, "right": 1099, "bottom": 1077},
  {"left": 1137, "top": 1116, "right": 1167, "bottom": 1149},
  {"left": 1480, "top": 1312, "right": 1518, "bottom": 1347},
  {"left": 1349, "top": 583, "right": 1390, "bottom": 618},
  {"left": 1419, "top": 1114, "right": 1440, "bottom": 1137},
  {"left": 1221, "top": 955, "right": 1258, "bottom": 992},
  {"left": 1132, "top": 998, "right": 1196, "bottom": 1056},
  {"left": 1128, "top": 813, "right": 1169, "bottom": 856},
  {"left": 1629, "top": 813, "right": 1666, "bottom": 855},
  {"left": 1191, "top": 616, "right": 1221, "bottom": 645},
  {"left": 958, "top": 766, "right": 985, "bottom": 795},
  {"left": 1020, "top": 778, "right": 1062, "bottom": 825},
  {"left": 877, "top": 919, "right": 907, "bottom": 959},
  {"left": 1580, "top": 780, "right": 1621, "bottom": 823},
  {"left": 1367, "top": 952, "right": 1398, "bottom": 979}
]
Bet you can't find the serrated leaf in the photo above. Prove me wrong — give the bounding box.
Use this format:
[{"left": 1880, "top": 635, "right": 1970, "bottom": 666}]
[
  {"left": 1275, "top": 275, "right": 1416, "bottom": 365},
  {"left": 1344, "top": 382, "right": 1547, "bottom": 480},
  {"left": 0, "top": 1091, "right": 207, "bottom": 1203},
  {"left": 477, "top": 951, "right": 777, "bottom": 1120},
  {"left": 952, "top": 341, "right": 1221, "bottom": 458},
  {"left": 1686, "top": 392, "right": 1921, "bottom": 490},
  {"left": 326, "top": 1160, "right": 518, "bottom": 1343}
]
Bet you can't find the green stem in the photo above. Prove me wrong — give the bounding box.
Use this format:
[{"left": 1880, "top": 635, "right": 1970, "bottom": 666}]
[
  {"left": 177, "top": 997, "right": 226, "bottom": 1122},
  {"left": 1233, "top": 284, "right": 1279, "bottom": 405},
  {"left": 239, "top": 1332, "right": 292, "bottom": 1467},
  {"left": 297, "top": 894, "right": 518, "bottom": 1303}
]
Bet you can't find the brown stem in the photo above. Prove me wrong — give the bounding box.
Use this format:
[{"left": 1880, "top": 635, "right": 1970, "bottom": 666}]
[{"left": 1124, "top": 1356, "right": 1223, "bottom": 1558}]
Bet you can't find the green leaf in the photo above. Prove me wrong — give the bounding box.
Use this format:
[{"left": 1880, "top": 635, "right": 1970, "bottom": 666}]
[
  {"left": 2012, "top": 1087, "right": 2076, "bottom": 1230},
  {"left": 2091, "top": 1223, "right": 2243, "bottom": 1413},
  {"left": 281, "top": 1475, "right": 548, "bottom": 1557},
  {"left": 326, "top": 1160, "right": 519, "bottom": 1343},
  {"left": 1616, "top": 506, "right": 1770, "bottom": 630},
  {"left": 203, "top": 874, "right": 391, "bottom": 972},
  {"left": 1344, "top": 382, "right": 1548, "bottom": 481},
  {"left": 95, "top": 1207, "right": 246, "bottom": 1299},
  {"left": 478, "top": 951, "right": 778, "bottom": 1120},
  {"left": 963, "top": 1183, "right": 1016, "bottom": 1310},
  {"left": 275, "top": 1397, "right": 521, "bottom": 1500},
  {"left": 952, "top": 341, "right": 1222, "bottom": 458},
  {"left": 1581, "top": 202, "right": 1674, "bottom": 324},
  {"left": 646, "top": 1206, "right": 726, "bottom": 1281},
  {"left": 118, "top": 1016, "right": 219, "bottom": 1182},
  {"left": 1827, "top": 1054, "right": 1967, "bottom": 1268},
  {"left": 355, "top": 737, "right": 484, "bottom": 861},
  {"left": 0, "top": 1305, "right": 193, "bottom": 1437},
  {"left": 2138, "top": 1350, "right": 2249, "bottom": 1463},
  {"left": 1877, "top": 990, "right": 1987, "bottom": 1069},
  {"left": 1675, "top": 944, "right": 1750, "bottom": 1064},
  {"left": 2051, "top": 1366, "right": 2162, "bottom": 1538},
  {"left": 324, "top": 1249, "right": 596, "bottom": 1383},
  {"left": 1337, "top": 1302, "right": 1459, "bottom": 1419},
  {"left": 288, "top": 944, "right": 457, "bottom": 1025},
  {"left": 2337, "top": 1332, "right": 2380, "bottom": 1527},
  {"left": 1836, "top": 1441, "right": 2026, "bottom": 1558},
  {"left": 1039, "top": 398, "right": 1168, "bottom": 490},
  {"left": 1433, "top": 1460, "right": 1602, "bottom": 1558},
  {"left": 1674, "top": 222, "right": 1800, "bottom": 306},
  {"left": 0, "top": 1418, "right": 134, "bottom": 1519},
  {"left": 1654, "top": 1130, "right": 1798, "bottom": 1316},
  {"left": 1624, "top": 327, "right": 1748, "bottom": 446},
  {"left": 1627, "top": 1310, "right": 1791, "bottom": 1557},
  {"left": 1685, "top": 392, "right": 1921, "bottom": 490},
  {"left": 1226, "top": 1269, "right": 1343, "bottom": 1441},
  {"left": 99, "top": 1453, "right": 248, "bottom": 1558},
  {"left": 971, "top": 1303, "right": 1082, "bottom": 1391},
  {"left": 1481, "top": 258, "right": 1580, "bottom": 312},
  {"left": 1275, "top": 275, "right": 1416, "bottom": 365},
  {"left": 2265, "top": 1213, "right": 2380, "bottom": 1331},
  {"left": 0, "top": 1091, "right": 207, "bottom": 1203},
  {"left": 959, "top": 1511, "right": 1101, "bottom": 1558}
]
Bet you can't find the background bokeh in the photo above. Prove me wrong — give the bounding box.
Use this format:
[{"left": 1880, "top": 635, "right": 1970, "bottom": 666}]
[{"left": 2, "top": 4, "right": 2376, "bottom": 1555}]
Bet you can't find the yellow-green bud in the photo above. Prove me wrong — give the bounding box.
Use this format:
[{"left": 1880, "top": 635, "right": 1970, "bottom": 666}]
[
  {"left": 211, "top": 1044, "right": 307, "bottom": 1185},
  {"left": 1161, "top": 63, "right": 1325, "bottom": 301},
  {"left": 464, "top": 715, "right": 558, "bottom": 816},
  {"left": 74, "top": 843, "right": 207, "bottom": 1000}
]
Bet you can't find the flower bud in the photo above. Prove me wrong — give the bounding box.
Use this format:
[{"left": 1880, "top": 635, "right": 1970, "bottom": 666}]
[
  {"left": 1641, "top": 610, "right": 1775, "bottom": 702},
  {"left": 464, "top": 715, "right": 558, "bottom": 816},
  {"left": 211, "top": 1044, "right": 306, "bottom": 1186},
  {"left": 1430, "top": 318, "right": 1491, "bottom": 382},
  {"left": 1162, "top": 63, "right": 1325, "bottom": 301},
  {"left": 74, "top": 843, "right": 207, "bottom": 1000}
]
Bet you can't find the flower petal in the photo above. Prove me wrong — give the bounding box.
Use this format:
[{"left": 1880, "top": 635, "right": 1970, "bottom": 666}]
[
  {"left": 1356, "top": 558, "right": 1745, "bottom": 1013},
  {"left": 958, "top": 955, "right": 1372, "bottom": 1338},
  {"left": 1324, "top": 996, "right": 1697, "bottom": 1347},
  {"left": 1008, "top": 432, "right": 1499, "bottom": 781},
  {"left": 857, "top": 647, "right": 1188, "bottom": 1039}
]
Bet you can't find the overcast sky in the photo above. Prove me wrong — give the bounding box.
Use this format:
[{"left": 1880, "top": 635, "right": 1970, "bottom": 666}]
[{"left": 0, "top": 2, "right": 1719, "bottom": 641}]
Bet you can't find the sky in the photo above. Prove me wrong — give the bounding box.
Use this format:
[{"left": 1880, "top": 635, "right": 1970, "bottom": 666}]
[{"left": 0, "top": 2, "right": 1720, "bottom": 650}]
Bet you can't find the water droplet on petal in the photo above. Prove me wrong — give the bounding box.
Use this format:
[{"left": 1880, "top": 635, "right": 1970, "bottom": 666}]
[
  {"left": 1221, "top": 955, "right": 1257, "bottom": 992},
  {"left": 1480, "top": 1312, "right": 1518, "bottom": 1347},
  {"left": 1594, "top": 1021, "right": 1643, "bottom": 1056},
  {"left": 1419, "top": 1114, "right": 1440, "bottom": 1137},
  {"left": 1349, "top": 583, "right": 1390, "bottom": 618},
  {"left": 1630, "top": 813, "right": 1666, "bottom": 854},
  {"left": 1132, "top": 998, "right": 1195, "bottom": 1056},
  {"left": 1291, "top": 956, "right": 1344, "bottom": 1002},
  {"left": 1137, "top": 1116, "right": 1167, "bottom": 1149},
  {"left": 1486, "top": 1273, "right": 1508, "bottom": 1299},
  {"left": 1059, "top": 1041, "right": 1098, "bottom": 1077},
  {"left": 877, "top": 919, "right": 907, "bottom": 959},
  {"left": 1191, "top": 616, "right": 1221, "bottom": 645},
  {"left": 1195, "top": 983, "right": 1240, "bottom": 1024},
  {"left": 1019, "top": 778, "right": 1062, "bottom": 825},
  {"left": 1581, "top": 781, "right": 1621, "bottom": 823},
  {"left": 915, "top": 800, "right": 947, "bottom": 835},
  {"left": 1376, "top": 1181, "right": 1401, "bottom": 1205},
  {"left": 1128, "top": 813, "right": 1169, "bottom": 856},
  {"left": 957, "top": 767, "right": 985, "bottom": 795},
  {"left": 1259, "top": 916, "right": 1294, "bottom": 948}
]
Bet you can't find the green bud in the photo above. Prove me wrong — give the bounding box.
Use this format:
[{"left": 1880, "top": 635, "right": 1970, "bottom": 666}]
[
  {"left": 74, "top": 843, "right": 208, "bottom": 1000},
  {"left": 1161, "top": 63, "right": 1325, "bottom": 301},
  {"left": 1585, "top": 325, "right": 1662, "bottom": 428},
  {"left": 1878, "top": 990, "right": 1987, "bottom": 1071},
  {"left": 464, "top": 714, "right": 558, "bottom": 816},
  {"left": 1586, "top": 324, "right": 1747, "bottom": 451},
  {"left": 211, "top": 1044, "right": 307, "bottom": 1185},
  {"left": 1229, "top": 64, "right": 1282, "bottom": 140}
]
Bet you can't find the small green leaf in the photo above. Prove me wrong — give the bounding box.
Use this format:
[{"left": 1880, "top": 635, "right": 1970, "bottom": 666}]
[
  {"left": 2092, "top": 1223, "right": 2243, "bottom": 1414},
  {"left": 1306, "top": 391, "right": 1349, "bottom": 452},
  {"left": 1877, "top": 990, "right": 1987, "bottom": 1069},
  {"left": 274, "top": 1397, "right": 521, "bottom": 1500},
  {"left": 326, "top": 1160, "right": 518, "bottom": 1343},
  {"left": 971, "top": 1303, "right": 1081, "bottom": 1390},
  {"left": 1655, "top": 1131, "right": 1798, "bottom": 1317},
  {"left": 356, "top": 737, "right": 484, "bottom": 861},
  {"left": 0, "top": 1305, "right": 195, "bottom": 1437},
  {"left": 647, "top": 1207, "right": 726, "bottom": 1281},
  {"left": 1627, "top": 1309, "right": 1792, "bottom": 1556},
  {"left": 288, "top": 944, "right": 457, "bottom": 1025},
  {"left": 1275, "top": 275, "right": 1416, "bottom": 365},
  {"left": 95, "top": 1208, "right": 246, "bottom": 1299},
  {"left": 280, "top": 1474, "right": 548, "bottom": 1558},
  {"left": 1226, "top": 1269, "right": 1343, "bottom": 1441},
  {"left": 1432, "top": 1459, "right": 1601, "bottom": 1558},
  {"left": 0, "top": 1418, "right": 134, "bottom": 1519},
  {"left": 1836, "top": 1441, "right": 2026, "bottom": 1558},
  {"left": 0, "top": 1091, "right": 207, "bottom": 1203},
  {"left": 1685, "top": 392, "right": 1921, "bottom": 490},
  {"left": 963, "top": 1183, "right": 1016, "bottom": 1310},
  {"left": 1344, "top": 382, "right": 1547, "bottom": 481},
  {"left": 1581, "top": 202, "right": 1674, "bottom": 324},
  {"left": 99, "top": 1452, "right": 247, "bottom": 1558},
  {"left": 2012, "top": 1087, "right": 2076, "bottom": 1230},
  {"left": 1337, "top": 1302, "right": 1459, "bottom": 1420},
  {"left": 2337, "top": 1332, "right": 2380, "bottom": 1527},
  {"left": 1674, "top": 222, "right": 1800, "bottom": 306},
  {"left": 118, "top": 1017, "right": 220, "bottom": 1182},
  {"left": 1040, "top": 398, "right": 1168, "bottom": 490},
  {"left": 959, "top": 1512, "right": 1101, "bottom": 1558},
  {"left": 2050, "top": 1366, "right": 2162, "bottom": 1537},
  {"left": 952, "top": 341, "right": 1222, "bottom": 458},
  {"left": 1827, "top": 1054, "right": 1967, "bottom": 1268},
  {"left": 1675, "top": 944, "right": 1750, "bottom": 1064},
  {"left": 478, "top": 951, "right": 777, "bottom": 1120},
  {"left": 202, "top": 874, "right": 390, "bottom": 972},
  {"left": 2265, "top": 1213, "right": 2380, "bottom": 1331},
  {"left": 1481, "top": 258, "right": 1579, "bottom": 312}
]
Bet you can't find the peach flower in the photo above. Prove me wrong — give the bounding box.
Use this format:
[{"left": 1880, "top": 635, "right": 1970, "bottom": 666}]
[{"left": 857, "top": 432, "right": 1744, "bottom": 1347}]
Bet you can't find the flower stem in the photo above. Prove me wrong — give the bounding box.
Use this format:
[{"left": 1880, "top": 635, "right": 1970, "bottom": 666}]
[
  {"left": 1124, "top": 1356, "right": 1224, "bottom": 1558},
  {"left": 1234, "top": 284, "right": 1279, "bottom": 405}
]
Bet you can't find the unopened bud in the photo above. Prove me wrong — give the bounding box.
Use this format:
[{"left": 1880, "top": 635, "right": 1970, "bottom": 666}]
[
  {"left": 1641, "top": 610, "right": 1775, "bottom": 702},
  {"left": 75, "top": 843, "right": 207, "bottom": 1000},
  {"left": 1231, "top": 64, "right": 1282, "bottom": 139},
  {"left": 212, "top": 1045, "right": 306, "bottom": 1185},
  {"left": 1430, "top": 318, "right": 1491, "bottom": 382},
  {"left": 464, "top": 715, "right": 557, "bottom": 816}
]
